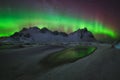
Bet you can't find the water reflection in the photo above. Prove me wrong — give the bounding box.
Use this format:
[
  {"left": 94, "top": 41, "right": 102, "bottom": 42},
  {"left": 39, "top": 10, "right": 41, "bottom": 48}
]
[{"left": 40, "top": 46, "right": 96, "bottom": 68}]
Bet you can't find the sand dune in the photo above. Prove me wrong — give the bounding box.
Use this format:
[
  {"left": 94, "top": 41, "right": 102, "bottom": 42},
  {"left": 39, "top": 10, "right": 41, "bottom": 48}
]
[
  {"left": 0, "top": 45, "right": 65, "bottom": 80},
  {"left": 0, "top": 45, "right": 120, "bottom": 80},
  {"left": 37, "top": 46, "right": 120, "bottom": 80}
]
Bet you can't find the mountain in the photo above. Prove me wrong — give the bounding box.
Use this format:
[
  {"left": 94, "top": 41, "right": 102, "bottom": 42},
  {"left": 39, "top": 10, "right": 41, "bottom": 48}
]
[{"left": 2, "top": 27, "right": 96, "bottom": 43}]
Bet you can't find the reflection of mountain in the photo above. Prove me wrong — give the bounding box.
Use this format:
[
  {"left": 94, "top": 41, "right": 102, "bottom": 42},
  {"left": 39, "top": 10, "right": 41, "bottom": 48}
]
[{"left": 3, "top": 27, "right": 96, "bottom": 43}]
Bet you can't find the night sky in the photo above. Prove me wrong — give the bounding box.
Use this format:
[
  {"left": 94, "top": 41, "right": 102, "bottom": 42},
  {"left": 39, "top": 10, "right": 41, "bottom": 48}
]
[{"left": 0, "top": 0, "right": 120, "bottom": 39}]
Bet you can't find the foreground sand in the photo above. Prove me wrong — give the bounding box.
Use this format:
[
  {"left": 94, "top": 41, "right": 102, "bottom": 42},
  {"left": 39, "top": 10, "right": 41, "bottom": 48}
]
[{"left": 0, "top": 44, "right": 120, "bottom": 80}]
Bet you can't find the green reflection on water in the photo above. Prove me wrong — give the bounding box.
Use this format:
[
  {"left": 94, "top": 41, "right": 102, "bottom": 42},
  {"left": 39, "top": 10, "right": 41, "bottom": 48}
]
[{"left": 41, "top": 46, "right": 96, "bottom": 67}]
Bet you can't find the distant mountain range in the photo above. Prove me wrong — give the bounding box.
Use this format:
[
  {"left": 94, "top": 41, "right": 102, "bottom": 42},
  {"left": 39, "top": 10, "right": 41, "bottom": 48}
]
[{"left": 2, "top": 27, "right": 96, "bottom": 43}]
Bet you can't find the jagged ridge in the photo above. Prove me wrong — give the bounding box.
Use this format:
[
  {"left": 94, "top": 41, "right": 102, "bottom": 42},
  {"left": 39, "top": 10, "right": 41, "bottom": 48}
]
[{"left": 4, "top": 27, "right": 96, "bottom": 43}]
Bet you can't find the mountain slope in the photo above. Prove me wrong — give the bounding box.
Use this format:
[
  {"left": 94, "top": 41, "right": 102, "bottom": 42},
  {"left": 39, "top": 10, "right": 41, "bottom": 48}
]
[{"left": 3, "top": 27, "right": 96, "bottom": 43}]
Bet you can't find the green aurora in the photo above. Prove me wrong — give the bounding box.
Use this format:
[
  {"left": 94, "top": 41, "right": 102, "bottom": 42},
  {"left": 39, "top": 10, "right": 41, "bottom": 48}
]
[{"left": 0, "top": 10, "right": 117, "bottom": 38}]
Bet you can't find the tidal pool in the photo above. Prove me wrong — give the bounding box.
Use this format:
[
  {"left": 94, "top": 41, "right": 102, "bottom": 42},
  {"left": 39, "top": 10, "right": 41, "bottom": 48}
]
[{"left": 40, "top": 46, "right": 96, "bottom": 67}]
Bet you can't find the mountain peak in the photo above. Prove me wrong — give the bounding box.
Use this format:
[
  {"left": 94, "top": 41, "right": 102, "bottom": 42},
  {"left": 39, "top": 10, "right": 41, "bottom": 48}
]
[
  {"left": 40, "top": 27, "right": 51, "bottom": 33},
  {"left": 20, "top": 26, "right": 40, "bottom": 33},
  {"left": 81, "top": 27, "right": 88, "bottom": 32},
  {"left": 76, "top": 29, "right": 81, "bottom": 32},
  {"left": 20, "top": 28, "right": 28, "bottom": 32},
  {"left": 72, "top": 28, "right": 88, "bottom": 34},
  {"left": 4, "top": 26, "right": 96, "bottom": 43}
]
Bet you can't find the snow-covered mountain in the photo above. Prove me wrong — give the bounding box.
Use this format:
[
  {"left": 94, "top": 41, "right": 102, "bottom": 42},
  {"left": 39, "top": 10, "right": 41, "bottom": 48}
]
[{"left": 3, "top": 27, "right": 96, "bottom": 43}]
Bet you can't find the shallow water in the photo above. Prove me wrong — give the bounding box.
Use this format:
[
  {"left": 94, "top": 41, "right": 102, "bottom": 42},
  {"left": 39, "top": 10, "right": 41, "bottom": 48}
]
[{"left": 40, "top": 46, "right": 96, "bottom": 68}]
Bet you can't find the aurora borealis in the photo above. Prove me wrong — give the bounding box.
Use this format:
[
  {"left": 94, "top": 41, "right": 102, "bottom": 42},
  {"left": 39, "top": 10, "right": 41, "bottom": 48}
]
[{"left": 0, "top": 0, "right": 120, "bottom": 39}]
